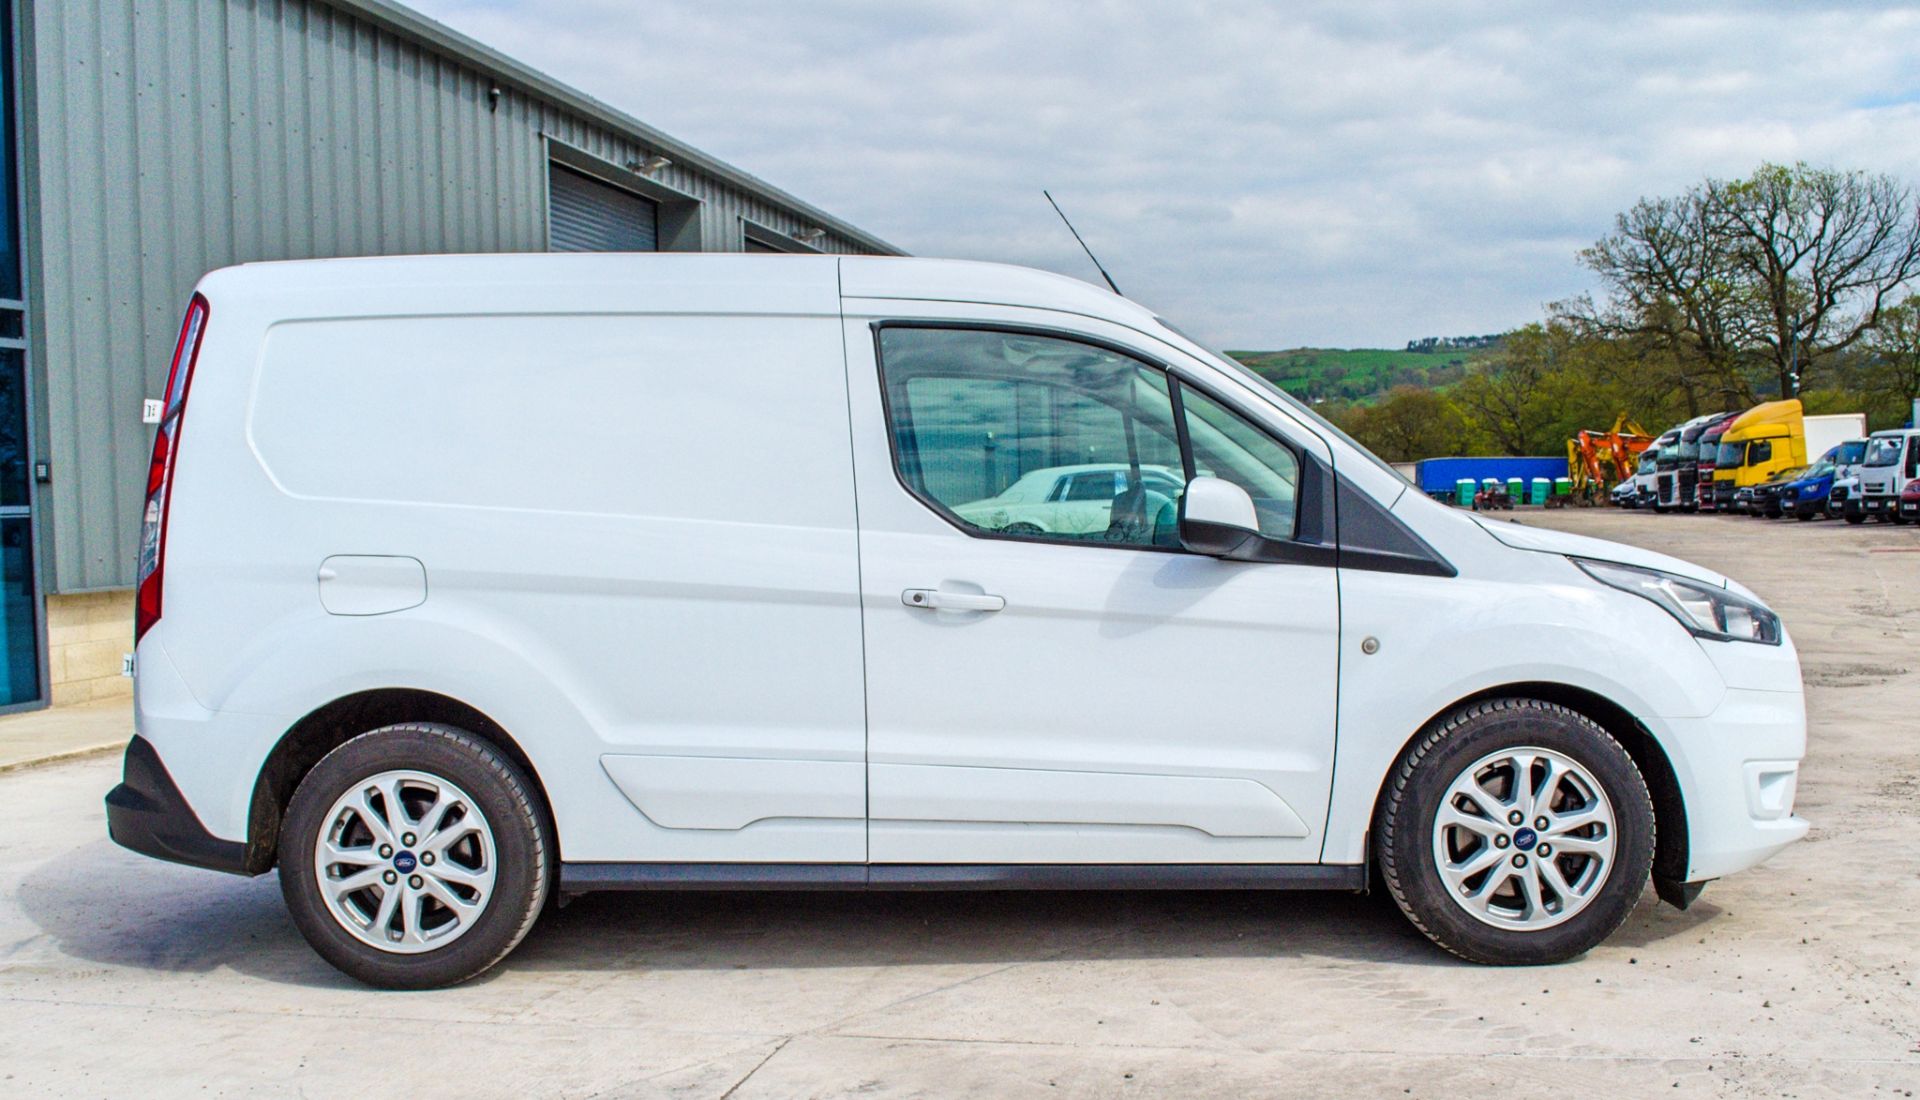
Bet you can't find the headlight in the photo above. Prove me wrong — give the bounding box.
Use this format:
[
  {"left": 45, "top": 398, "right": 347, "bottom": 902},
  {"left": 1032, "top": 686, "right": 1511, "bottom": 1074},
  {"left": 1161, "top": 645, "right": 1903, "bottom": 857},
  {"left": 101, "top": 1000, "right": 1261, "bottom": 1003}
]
[{"left": 1573, "top": 558, "right": 1782, "bottom": 645}]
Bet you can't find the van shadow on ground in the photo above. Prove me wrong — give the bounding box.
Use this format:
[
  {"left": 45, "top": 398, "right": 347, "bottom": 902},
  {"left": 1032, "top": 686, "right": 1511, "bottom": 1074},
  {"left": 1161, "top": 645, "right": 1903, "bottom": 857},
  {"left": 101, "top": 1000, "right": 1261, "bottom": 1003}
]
[{"left": 17, "top": 838, "right": 1719, "bottom": 989}]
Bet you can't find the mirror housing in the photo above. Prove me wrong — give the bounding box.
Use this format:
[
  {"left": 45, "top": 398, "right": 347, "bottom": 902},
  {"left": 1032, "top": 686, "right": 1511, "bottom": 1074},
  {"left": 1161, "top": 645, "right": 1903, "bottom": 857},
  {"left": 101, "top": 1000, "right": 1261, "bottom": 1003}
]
[{"left": 1179, "top": 476, "right": 1262, "bottom": 558}]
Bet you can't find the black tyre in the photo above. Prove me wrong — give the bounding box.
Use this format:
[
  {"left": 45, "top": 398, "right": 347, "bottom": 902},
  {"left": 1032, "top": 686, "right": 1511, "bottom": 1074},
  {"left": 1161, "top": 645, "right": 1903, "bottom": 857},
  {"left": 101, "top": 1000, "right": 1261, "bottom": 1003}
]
[
  {"left": 279, "top": 723, "right": 550, "bottom": 989},
  {"left": 1376, "top": 699, "right": 1655, "bottom": 965},
  {"left": 1845, "top": 512, "right": 1866, "bottom": 525}
]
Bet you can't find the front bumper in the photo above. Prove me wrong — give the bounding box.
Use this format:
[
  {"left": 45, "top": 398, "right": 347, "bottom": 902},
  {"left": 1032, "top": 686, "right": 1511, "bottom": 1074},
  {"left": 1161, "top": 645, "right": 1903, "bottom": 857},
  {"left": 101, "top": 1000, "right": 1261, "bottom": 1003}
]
[
  {"left": 1655, "top": 685, "right": 1808, "bottom": 885},
  {"left": 105, "top": 736, "right": 253, "bottom": 875}
]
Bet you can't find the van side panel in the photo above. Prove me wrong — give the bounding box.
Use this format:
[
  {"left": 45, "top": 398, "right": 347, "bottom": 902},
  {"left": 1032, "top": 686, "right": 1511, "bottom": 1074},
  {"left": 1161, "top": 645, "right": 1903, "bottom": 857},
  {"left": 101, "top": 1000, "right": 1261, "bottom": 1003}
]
[{"left": 155, "top": 299, "right": 867, "bottom": 863}]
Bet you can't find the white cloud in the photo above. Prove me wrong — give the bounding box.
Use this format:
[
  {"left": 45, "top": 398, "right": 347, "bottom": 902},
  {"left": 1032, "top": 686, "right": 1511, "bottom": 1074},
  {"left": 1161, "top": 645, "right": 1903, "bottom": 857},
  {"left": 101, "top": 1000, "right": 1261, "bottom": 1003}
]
[{"left": 408, "top": 0, "right": 1920, "bottom": 348}]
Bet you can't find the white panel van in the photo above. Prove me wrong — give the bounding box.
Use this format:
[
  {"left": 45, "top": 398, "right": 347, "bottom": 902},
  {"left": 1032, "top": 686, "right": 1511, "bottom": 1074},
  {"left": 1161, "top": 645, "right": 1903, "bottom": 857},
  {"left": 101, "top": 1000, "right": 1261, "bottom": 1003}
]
[{"left": 108, "top": 255, "right": 1807, "bottom": 988}]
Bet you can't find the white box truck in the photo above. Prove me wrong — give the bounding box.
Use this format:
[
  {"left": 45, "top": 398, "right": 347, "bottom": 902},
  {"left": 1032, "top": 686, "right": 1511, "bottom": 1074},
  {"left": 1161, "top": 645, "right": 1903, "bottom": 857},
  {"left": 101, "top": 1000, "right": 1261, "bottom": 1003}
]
[{"left": 1803, "top": 413, "right": 1867, "bottom": 466}]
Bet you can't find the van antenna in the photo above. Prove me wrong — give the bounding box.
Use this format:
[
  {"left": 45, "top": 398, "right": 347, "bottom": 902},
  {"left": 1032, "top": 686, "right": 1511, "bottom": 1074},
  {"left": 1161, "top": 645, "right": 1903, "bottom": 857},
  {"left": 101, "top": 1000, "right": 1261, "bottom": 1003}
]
[{"left": 1044, "top": 190, "right": 1123, "bottom": 297}]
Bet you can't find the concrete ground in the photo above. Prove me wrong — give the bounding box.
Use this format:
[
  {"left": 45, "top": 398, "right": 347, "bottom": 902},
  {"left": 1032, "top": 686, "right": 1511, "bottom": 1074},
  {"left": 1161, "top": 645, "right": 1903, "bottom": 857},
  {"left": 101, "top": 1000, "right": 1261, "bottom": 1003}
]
[{"left": 1, "top": 509, "right": 1916, "bottom": 1097}]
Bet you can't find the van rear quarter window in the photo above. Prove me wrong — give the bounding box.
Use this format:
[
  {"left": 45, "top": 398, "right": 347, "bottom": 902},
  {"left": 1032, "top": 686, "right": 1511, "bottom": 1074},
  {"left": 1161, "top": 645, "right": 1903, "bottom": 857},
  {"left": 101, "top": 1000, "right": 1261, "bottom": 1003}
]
[{"left": 247, "top": 314, "right": 854, "bottom": 526}]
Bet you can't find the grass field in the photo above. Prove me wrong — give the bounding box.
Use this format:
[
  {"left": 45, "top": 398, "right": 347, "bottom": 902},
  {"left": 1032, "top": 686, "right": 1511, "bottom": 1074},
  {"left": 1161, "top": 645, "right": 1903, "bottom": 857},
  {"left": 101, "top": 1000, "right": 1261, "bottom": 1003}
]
[{"left": 1227, "top": 345, "right": 1500, "bottom": 404}]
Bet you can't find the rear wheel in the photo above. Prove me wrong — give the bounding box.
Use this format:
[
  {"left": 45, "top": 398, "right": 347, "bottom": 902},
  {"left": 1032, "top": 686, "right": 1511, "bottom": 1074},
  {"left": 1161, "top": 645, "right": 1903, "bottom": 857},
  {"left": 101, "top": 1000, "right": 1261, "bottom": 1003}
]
[
  {"left": 1377, "top": 699, "right": 1655, "bottom": 965},
  {"left": 279, "top": 723, "right": 550, "bottom": 989}
]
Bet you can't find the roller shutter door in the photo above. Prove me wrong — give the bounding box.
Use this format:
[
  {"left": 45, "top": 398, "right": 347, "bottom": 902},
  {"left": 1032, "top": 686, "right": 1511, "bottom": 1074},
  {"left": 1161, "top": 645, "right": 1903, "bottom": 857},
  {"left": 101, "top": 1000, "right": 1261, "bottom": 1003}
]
[{"left": 548, "top": 164, "right": 658, "bottom": 252}]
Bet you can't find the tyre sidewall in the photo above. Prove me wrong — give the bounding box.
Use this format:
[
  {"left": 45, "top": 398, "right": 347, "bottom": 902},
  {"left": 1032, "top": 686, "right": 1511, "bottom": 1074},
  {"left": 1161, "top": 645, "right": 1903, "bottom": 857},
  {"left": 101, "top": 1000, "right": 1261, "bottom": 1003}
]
[
  {"left": 1381, "top": 701, "right": 1655, "bottom": 966},
  {"left": 279, "top": 724, "right": 549, "bottom": 989}
]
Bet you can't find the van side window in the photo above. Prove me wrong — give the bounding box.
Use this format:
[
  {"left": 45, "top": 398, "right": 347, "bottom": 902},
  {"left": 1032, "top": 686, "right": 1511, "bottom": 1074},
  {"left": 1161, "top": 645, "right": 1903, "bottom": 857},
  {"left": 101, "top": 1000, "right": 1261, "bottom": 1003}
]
[
  {"left": 1178, "top": 385, "right": 1301, "bottom": 540},
  {"left": 877, "top": 327, "right": 1184, "bottom": 549}
]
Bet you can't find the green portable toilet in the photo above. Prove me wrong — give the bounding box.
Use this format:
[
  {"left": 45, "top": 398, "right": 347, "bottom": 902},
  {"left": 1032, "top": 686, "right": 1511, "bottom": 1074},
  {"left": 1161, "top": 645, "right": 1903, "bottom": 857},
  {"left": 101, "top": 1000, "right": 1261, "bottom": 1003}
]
[
  {"left": 1506, "top": 477, "right": 1524, "bottom": 502},
  {"left": 1482, "top": 478, "right": 1501, "bottom": 495},
  {"left": 1554, "top": 477, "right": 1571, "bottom": 496},
  {"left": 1455, "top": 478, "right": 1475, "bottom": 506},
  {"left": 1530, "top": 477, "right": 1551, "bottom": 505}
]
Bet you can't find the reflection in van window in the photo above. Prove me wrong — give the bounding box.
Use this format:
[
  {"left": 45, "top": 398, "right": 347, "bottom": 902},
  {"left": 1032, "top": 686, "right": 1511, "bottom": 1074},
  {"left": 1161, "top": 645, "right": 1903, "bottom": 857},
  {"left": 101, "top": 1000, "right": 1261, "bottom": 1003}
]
[
  {"left": 880, "top": 328, "right": 1184, "bottom": 549},
  {"left": 1178, "top": 385, "right": 1299, "bottom": 539}
]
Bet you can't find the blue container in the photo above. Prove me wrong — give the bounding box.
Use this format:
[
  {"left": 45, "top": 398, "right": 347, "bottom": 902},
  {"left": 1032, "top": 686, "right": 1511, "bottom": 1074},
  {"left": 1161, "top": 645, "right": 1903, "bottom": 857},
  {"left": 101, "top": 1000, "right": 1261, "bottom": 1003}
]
[{"left": 1414, "top": 456, "right": 1568, "bottom": 495}]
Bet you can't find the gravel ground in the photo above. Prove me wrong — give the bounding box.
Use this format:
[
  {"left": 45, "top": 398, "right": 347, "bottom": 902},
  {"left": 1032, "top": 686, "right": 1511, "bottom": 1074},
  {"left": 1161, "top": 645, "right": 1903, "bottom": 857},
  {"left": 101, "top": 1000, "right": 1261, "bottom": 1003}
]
[{"left": 0, "top": 508, "right": 1915, "bottom": 1097}]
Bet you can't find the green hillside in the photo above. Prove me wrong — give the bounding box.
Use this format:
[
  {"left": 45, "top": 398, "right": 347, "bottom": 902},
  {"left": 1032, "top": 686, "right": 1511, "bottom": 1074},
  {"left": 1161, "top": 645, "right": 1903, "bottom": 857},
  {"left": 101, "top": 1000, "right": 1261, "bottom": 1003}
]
[{"left": 1227, "top": 345, "right": 1500, "bottom": 404}]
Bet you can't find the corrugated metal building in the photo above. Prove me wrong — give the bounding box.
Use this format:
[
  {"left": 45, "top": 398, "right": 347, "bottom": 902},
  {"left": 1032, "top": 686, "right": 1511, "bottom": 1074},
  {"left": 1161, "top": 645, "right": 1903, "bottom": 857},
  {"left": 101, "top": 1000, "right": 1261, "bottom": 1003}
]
[{"left": 0, "top": 0, "right": 900, "bottom": 711}]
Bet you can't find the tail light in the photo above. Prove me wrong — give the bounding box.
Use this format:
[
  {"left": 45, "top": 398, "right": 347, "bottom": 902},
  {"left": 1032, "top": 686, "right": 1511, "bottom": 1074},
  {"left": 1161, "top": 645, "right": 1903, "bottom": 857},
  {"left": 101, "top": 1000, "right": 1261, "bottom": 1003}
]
[{"left": 135, "top": 294, "right": 209, "bottom": 644}]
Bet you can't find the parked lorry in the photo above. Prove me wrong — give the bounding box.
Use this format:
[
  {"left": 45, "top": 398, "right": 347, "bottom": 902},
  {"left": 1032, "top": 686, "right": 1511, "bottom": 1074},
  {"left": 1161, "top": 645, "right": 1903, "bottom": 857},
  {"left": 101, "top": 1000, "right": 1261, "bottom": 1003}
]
[
  {"left": 1642, "top": 427, "right": 1682, "bottom": 510},
  {"left": 1655, "top": 414, "right": 1721, "bottom": 511},
  {"left": 1853, "top": 428, "right": 1920, "bottom": 522},
  {"left": 1711, "top": 401, "right": 1865, "bottom": 512},
  {"left": 1695, "top": 414, "right": 1737, "bottom": 511}
]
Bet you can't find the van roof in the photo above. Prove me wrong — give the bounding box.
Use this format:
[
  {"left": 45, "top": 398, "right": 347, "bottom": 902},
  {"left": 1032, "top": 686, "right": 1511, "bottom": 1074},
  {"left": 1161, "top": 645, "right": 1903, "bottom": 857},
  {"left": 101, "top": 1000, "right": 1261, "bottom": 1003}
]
[{"left": 204, "top": 253, "right": 1159, "bottom": 331}]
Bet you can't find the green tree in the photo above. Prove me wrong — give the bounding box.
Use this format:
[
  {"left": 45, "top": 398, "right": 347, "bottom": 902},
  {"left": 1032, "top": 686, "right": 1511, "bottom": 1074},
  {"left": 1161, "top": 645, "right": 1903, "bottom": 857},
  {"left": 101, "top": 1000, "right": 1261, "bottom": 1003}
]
[
  {"left": 1341, "top": 386, "right": 1472, "bottom": 462},
  {"left": 1864, "top": 296, "right": 1920, "bottom": 422}
]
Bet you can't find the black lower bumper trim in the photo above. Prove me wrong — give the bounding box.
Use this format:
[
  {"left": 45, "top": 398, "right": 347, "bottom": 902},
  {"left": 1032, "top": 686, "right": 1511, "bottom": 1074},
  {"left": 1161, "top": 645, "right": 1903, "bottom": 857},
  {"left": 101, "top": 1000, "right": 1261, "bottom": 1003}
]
[
  {"left": 105, "top": 735, "right": 253, "bottom": 876},
  {"left": 560, "top": 861, "right": 1368, "bottom": 893}
]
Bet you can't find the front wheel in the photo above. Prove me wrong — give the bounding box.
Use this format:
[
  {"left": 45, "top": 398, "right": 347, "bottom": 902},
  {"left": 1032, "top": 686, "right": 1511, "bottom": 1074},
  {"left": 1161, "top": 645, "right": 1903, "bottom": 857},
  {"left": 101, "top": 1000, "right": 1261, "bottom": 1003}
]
[
  {"left": 279, "top": 723, "right": 551, "bottom": 989},
  {"left": 1376, "top": 699, "right": 1655, "bottom": 965}
]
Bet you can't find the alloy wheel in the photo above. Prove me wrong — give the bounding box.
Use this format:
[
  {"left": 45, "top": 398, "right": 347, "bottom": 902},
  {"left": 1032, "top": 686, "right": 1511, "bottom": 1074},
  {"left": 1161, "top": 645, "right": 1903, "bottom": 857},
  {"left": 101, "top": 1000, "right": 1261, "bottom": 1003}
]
[
  {"left": 312, "top": 769, "right": 498, "bottom": 954},
  {"left": 1430, "top": 747, "right": 1618, "bottom": 932}
]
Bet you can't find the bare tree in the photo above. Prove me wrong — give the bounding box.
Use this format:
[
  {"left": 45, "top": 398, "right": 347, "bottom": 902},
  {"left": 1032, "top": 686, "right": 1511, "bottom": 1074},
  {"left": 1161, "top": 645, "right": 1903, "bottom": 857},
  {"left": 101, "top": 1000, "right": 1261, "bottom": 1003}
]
[
  {"left": 1574, "top": 190, "right": 1762, "bottom": 406},
  {"left": 1709, "top": 163, "right": 1920, "bottom": 396}
]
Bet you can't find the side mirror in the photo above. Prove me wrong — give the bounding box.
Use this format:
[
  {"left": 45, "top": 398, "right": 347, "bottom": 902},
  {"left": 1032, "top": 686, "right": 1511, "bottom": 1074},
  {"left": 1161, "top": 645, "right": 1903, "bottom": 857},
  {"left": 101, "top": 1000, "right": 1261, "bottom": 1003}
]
[{"left": 1179, "top": 476, "right": 1262, "bottom": 558}]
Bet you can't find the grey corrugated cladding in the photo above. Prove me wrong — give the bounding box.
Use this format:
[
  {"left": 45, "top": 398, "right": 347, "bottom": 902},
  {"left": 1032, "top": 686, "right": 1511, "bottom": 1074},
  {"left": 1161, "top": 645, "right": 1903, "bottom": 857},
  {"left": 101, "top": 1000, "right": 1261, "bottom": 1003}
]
[{"left": 19, "top": 0, "right": 900, "bottom": 593}]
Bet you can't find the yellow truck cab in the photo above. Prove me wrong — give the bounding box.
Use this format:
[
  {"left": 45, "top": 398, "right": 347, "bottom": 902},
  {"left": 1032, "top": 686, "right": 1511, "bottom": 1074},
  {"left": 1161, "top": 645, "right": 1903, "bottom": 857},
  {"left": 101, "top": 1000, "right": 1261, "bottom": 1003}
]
[{"left": 1713, "top": 399, "right": 1803, "bottom": 511}]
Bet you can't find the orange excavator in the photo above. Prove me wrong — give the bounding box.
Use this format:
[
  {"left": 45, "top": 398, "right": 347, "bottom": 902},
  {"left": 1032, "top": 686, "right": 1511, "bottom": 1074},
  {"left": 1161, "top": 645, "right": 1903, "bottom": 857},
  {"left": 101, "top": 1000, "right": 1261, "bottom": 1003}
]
[{"left": 1566, "top": 413, "right": 1653, "bottom": 504}]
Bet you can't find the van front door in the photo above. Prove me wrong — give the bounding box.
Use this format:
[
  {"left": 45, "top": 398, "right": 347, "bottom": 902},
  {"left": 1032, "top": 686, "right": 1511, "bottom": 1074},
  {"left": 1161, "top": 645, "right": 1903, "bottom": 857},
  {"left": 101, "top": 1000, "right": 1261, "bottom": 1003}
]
[{"left": 846, "top": 321, "right": 1339, "bottom": 865}]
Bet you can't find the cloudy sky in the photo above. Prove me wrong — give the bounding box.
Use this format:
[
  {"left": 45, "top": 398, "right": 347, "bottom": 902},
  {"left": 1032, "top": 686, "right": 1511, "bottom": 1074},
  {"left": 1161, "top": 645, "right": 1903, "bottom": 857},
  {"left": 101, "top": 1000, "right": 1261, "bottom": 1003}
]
[{"left": 412, "top": 0, "right": 1920, "bottom": 350}]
